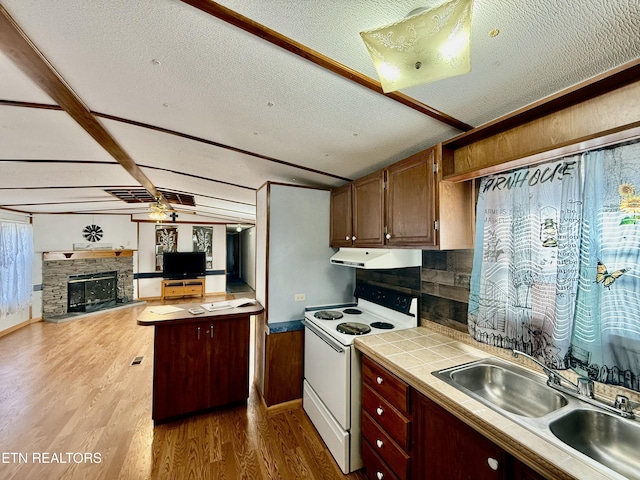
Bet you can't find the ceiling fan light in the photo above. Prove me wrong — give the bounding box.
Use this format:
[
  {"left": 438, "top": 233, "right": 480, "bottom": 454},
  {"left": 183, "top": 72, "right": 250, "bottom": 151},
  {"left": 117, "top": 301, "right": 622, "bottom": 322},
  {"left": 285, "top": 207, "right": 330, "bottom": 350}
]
[
  {"left": 360, "top": 0, "right": 473, "bottom": 93},
  {"left": 148, "top": 199, "right": 168, "bottom": 221}
]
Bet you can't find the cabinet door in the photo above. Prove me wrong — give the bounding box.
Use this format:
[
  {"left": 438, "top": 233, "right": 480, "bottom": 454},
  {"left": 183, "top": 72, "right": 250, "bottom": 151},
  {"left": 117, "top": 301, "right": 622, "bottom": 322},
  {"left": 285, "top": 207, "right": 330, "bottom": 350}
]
[
  {"left": 330, "top": 183, "right": 353, "bottom": 247},
  {"left": 386, "top": 149, "right": 436, "bottom": 247},
  {"left": 153, "top": 322, "right": 210, "bottom": 421},
  {"left": 510, "top": 458, "right": 548, "bottom": 480},
  {"left": 353, "top": 171, "right": 385, "bottom": 247},
  {"left": 207, "top": 317, "right": 250, "bottom": 407},
  {"left": 412, "top": 390, "right": 506, "bottom": 480}
]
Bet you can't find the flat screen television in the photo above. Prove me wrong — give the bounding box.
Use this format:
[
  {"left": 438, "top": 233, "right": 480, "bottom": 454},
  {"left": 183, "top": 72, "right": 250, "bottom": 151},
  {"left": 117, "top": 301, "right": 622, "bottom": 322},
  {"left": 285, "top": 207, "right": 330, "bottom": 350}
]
[{"left": 162, "top": 251, "right": 206, "bottom": 279}]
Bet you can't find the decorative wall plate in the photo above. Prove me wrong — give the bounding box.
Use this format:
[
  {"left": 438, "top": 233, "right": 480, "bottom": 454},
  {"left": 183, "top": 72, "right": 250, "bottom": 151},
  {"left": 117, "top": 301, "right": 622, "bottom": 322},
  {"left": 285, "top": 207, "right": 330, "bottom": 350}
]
[{"left": 82, "top": 224, "right": 103, "bottom": 242}]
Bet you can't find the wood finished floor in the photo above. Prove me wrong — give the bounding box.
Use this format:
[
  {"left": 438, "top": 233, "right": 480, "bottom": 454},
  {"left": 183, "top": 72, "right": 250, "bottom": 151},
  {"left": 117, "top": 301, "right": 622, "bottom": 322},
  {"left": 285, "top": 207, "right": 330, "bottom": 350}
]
[{"left": 0, "top": 295, "right": 367, "bottom": 480}]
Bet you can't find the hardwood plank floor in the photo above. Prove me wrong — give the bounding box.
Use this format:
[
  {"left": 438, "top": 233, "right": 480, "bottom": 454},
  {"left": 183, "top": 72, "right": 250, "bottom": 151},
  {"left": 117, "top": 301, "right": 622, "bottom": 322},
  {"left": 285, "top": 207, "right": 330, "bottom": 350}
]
[{"left": 0, "top": 295, "right": 367, "bottom": 480}]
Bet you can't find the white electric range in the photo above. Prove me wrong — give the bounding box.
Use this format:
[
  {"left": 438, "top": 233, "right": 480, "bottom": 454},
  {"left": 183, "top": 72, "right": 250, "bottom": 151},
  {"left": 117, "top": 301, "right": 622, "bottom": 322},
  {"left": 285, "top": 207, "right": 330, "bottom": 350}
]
[{"left": 301, "top": 284, "right": 418, "bottom": 474}]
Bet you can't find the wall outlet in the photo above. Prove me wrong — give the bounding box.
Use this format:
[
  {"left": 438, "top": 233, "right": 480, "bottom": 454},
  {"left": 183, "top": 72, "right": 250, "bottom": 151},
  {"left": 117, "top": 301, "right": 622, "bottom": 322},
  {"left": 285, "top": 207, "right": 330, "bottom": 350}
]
[{"left": 294, "top": 293, "right": 306, "bottom": 302}]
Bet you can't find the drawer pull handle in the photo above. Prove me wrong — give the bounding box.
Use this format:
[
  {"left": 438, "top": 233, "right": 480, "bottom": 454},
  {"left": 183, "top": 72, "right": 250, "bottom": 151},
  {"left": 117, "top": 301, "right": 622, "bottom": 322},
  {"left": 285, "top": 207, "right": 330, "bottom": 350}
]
[
  {"left": 376, "top": 472, "right": 384, "bottom": 480},
  {"left": 376, "top": 376, "right": 384, "bottom": 384},
  {"left": 487, "top": 457, "right": 499, "bottom": 470},
  {"left": 376, "top": 439, "right": 384, "bottom": 448},
  {"left": 376, "top": 407, "right": 384, "bottom": 416}
]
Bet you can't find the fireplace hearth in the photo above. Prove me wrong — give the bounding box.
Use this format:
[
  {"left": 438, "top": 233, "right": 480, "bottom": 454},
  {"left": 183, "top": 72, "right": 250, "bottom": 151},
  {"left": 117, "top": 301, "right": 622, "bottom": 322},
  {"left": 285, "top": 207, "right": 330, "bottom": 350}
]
[{"left": 67, "top": 271, "right": 117, "bottom": 313}]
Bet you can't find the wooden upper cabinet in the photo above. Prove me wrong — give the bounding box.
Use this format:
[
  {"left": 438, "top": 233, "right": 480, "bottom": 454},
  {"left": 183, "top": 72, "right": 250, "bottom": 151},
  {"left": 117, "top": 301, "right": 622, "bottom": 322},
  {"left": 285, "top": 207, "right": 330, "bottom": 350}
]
[
  {"left": 386, "top": 148, "right": 436, "bottom": 247},
  {"left": 352, "top": 171, "right": 385, "bottom": 247},
  {"left": 329, "top": 183, "right": 353, "bottom": 247},
  {"left": 329, "top": 144, "right": 475, "bottom": 249}
]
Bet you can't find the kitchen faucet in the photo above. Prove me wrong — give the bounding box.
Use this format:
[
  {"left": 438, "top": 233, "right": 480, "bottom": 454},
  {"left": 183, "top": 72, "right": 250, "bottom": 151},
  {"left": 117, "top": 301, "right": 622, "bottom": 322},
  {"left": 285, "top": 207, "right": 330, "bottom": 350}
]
[
  {"left": 512, "top": 350, "right": 635, "bottom": 419},
  {"left": 512, "top": 350, "right": 579, "bottom": 391}
]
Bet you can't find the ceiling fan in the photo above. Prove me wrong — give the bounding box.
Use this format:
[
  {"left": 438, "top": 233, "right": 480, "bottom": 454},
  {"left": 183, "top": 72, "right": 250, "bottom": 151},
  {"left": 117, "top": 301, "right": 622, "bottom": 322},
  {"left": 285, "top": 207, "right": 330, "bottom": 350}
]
[{"left": 148, "top": 197, "right": 196, "bottom": 221}]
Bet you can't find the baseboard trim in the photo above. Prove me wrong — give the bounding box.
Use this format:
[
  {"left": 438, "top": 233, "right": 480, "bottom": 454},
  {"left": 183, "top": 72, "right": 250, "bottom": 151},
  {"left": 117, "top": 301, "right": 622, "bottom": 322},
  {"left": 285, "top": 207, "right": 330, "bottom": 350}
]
[
  {"left": 0, "top": 316, "right": 42, "bottom": 338},
  {"left": 262, "top": 397, "right": 303, "bottom": 417}
]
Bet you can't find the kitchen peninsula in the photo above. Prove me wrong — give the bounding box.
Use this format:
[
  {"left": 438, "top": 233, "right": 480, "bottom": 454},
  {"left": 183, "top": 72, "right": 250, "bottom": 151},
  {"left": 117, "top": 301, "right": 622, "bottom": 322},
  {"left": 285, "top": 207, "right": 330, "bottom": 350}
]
[{"left": 138, "top": 300, "right": 264, "bottom": 423}]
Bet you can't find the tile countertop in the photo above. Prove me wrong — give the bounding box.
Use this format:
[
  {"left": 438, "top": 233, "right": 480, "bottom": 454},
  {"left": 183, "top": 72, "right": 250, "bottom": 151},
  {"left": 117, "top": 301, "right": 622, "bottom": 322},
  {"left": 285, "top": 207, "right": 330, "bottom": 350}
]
[{"left": 354, "top": 322, "right": 638, "bottom": 480}]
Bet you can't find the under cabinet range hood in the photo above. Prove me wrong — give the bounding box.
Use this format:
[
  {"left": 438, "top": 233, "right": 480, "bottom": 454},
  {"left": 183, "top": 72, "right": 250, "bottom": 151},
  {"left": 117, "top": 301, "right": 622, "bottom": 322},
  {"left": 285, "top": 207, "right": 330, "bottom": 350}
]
[{"left": 330, "top": 247, "right": 421, "bottom": 269}]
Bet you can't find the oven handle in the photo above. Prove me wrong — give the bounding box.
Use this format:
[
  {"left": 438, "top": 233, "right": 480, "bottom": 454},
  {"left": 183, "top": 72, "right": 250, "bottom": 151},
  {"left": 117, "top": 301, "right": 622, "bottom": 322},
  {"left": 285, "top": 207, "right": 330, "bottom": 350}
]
[{"left": 302, "top": 319, "right": 345, "bottom": 353}]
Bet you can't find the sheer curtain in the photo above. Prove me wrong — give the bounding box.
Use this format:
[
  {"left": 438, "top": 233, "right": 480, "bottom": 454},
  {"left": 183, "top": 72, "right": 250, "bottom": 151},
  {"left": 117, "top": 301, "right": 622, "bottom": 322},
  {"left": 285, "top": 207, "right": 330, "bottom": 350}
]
[
  {"left": 0, "top": 222, "right": 34, "bottom": 316},
  {"left": 468, "top": 157, "right": 583, "bottom": 368},
  {"left": 469, "top": 139, "right": 640, "bottom": 392},
  {"left": 570, "top": 141, "right": 640, "bottom": 391}
]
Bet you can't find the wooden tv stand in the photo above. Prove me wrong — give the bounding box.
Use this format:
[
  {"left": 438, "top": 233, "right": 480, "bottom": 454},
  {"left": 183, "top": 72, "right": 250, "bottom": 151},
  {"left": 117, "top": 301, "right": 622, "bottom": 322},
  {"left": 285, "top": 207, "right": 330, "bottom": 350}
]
[{"left": 161, "top": 278, "right": 205, "bottom": 302}]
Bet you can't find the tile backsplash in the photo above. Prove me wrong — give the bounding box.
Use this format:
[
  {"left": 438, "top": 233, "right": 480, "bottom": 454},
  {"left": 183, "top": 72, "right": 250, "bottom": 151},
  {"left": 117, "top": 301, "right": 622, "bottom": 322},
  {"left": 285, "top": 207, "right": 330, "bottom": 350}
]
[{"left": 355, "top": 249, "right": 474, "bottom": 333}]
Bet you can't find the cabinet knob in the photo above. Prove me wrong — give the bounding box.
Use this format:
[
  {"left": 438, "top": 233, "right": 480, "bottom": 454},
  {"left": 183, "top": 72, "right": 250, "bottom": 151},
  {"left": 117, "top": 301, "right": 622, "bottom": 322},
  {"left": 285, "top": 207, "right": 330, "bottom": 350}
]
[
  {"left": 385, "top": 233, "right": 391, "bottom": 240},
  {"left": 376, "top": 472, "right": 384, "bottom": 480},
  {"left": 376, "top": 407, "right": 384, "bottom": 416},
  {"left": 352, "top": 236, "right": 356, "bottom": 241},
  {"left": 376, "top": 376, "right": 384, "bottom": 384},
  {"left": 345, "top": 236, "right": 350, "bottom": 240},
  {"left": 487, "top": 458, "right": 499, "bottom": 470},
  {"left": 376, "top": 439, "right": 384, "bottom": 448}
]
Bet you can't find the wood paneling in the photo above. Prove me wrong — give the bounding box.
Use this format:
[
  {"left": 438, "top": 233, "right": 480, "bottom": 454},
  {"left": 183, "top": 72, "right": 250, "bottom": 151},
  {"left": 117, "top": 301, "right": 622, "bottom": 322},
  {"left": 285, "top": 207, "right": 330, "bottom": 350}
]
[
  {"left": 446, "top": 78, "right": 640, "bottom": 180},
  {"left": 262, "top": 329, "right": 304, "bottom": 407},
  {"left": 444, "top": 59, "right": 640, "bottom": 151}
]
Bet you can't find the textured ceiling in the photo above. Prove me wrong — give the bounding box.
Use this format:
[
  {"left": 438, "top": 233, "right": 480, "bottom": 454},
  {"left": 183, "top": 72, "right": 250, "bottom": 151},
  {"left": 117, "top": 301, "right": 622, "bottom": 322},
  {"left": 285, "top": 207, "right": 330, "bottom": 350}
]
[{"left": 0, "top": 0, "right": 638, "bottom": 224}]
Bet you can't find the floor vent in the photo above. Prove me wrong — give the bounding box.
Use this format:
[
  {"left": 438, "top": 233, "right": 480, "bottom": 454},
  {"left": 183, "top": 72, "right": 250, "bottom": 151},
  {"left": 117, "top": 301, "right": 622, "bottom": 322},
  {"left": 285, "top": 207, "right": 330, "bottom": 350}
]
[{"left": 130, "top": 356, "right": 144, "bottom": 366}]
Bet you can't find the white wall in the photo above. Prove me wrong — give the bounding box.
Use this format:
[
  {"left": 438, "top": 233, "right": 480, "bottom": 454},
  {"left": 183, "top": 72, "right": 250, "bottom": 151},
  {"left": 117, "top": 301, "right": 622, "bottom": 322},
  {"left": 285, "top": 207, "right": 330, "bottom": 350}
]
[
  {"left": 136, "top": 222, "right": 227, "bottom": 298},
  {"left": 240, "top": 227, "right": 256, "bottom": 290},
  {"left": 257, "top": 184, "right": 355, "bottom": 323}
]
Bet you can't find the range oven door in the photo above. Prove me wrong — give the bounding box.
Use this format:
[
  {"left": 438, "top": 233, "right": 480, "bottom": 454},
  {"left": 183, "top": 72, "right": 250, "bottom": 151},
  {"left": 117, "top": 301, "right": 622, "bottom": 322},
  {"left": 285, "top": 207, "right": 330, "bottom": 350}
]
[{"left": 302, "top": 320, "right": 350, "bottom": 429}]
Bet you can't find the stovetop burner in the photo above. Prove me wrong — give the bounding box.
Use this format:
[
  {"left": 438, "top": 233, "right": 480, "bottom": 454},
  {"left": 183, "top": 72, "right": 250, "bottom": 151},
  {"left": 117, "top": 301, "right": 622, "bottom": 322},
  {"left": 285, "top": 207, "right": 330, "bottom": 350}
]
[
  {"left": 343, "top": 308, "right": 362, "bottom": 315},
  {"left": 336, "top": 322, "right": 371, "bottom": 335},
  {"left": 314, "top": 310, "right": 343, "bottom": 320},
  {"left": 370, "top": 321, "right": 394, "bottom": 330}
]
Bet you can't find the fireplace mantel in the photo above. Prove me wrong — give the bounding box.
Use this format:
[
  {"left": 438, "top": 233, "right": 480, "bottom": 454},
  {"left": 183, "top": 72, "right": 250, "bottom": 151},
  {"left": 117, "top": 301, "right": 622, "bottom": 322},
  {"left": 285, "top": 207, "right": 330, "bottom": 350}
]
[{"left": 43, "top": 249, "right": 136, "bottom": 261}]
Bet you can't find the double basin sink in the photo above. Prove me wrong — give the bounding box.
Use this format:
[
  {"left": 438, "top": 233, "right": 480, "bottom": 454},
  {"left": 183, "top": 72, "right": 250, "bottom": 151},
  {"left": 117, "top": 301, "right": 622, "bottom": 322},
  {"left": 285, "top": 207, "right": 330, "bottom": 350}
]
[{"left": 433, "top": 358, "right": 640, "bottom": 479}]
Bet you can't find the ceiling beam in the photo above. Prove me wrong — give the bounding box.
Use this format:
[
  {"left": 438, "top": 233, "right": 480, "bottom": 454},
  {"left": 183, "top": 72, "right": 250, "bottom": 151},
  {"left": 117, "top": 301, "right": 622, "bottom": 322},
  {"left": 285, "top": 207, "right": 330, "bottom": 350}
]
[
  {"left": 0, "top": 5, "right": 166, "bottom": 205},
  {"left": 180, "top": 0, "right": 473, "bottom": 132},
  {"left": 0, "top": 100, "right": 353, "bottom": 182}
]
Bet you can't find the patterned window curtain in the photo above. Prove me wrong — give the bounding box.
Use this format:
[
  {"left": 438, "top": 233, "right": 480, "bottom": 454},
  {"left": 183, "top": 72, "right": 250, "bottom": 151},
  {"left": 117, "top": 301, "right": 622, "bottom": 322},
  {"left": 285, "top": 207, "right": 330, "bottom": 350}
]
[
  {"left": 570, "top": 141, "right": 640, "bottom": 392},
  {"left": 468, "top": 157, "right": 583, "bottom": 369},
  {"left": 0, "top": 222, "right": 34, "bottom": 316}
]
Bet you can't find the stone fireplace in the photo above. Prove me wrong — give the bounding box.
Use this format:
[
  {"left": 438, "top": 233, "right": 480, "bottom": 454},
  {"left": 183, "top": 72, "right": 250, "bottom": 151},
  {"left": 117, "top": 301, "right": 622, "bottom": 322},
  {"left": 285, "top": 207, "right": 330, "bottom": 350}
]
[{"left": 42, "top": 250, "right": 135, "bottom": 321}]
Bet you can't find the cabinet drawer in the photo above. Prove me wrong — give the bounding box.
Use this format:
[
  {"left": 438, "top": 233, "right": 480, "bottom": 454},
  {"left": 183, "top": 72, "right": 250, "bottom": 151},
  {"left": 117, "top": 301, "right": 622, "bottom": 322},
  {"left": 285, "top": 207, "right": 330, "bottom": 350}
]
[
  {"left": 164, "top": 287, "right": 185, "bottom": 295},
  {"left": 362, "top": 411, "right": 410, "bottom": 479},
  {"left": 362, "top": 383, "right": 410, "bottom": 450},
  {"left": 183, "top": 286, "right": 203, "bottom": 295},
  {"left": 362, "top": 355, "right": 410, "bottom": 416},
  {"left": 362, "top": 439, "right": 401, "bottom": 480}
]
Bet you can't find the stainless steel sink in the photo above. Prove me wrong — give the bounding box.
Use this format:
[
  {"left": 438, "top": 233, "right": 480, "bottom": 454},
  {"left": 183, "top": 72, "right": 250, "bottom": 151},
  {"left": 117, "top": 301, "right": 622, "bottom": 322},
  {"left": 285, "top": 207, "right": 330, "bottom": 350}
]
[
  {"left": 549, "top": 408, "right": 640, "bottom": 479},
  {"left": 446, "top": 361, "right": 568, "bottom": 417},
  {"left": 434, "top": 358, "right": 640, "bottom": 480}
]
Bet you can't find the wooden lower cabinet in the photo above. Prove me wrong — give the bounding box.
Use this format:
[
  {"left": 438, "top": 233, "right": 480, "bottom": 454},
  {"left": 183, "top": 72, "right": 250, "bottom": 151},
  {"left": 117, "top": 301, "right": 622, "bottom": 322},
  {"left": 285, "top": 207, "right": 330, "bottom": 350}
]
[
  {"left": 412, "top": 390, "right": 506, "bottom": 479},
  {"left": 411, "top": 389, "right": 549, "bottom": 480},
  {"left": 361, "top": 356, "right": 550, "bottom": 480},
  {"left": 161, "top": 278, "right": 205, "bottom": 302},
  {"left": 152, "top": 316, "right": 250, "bottom": 422}
]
